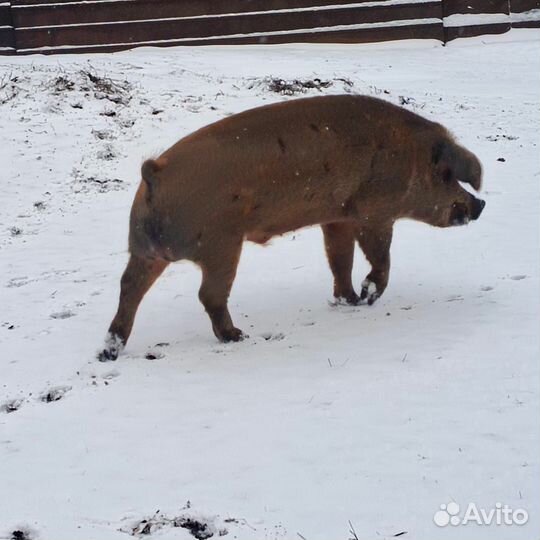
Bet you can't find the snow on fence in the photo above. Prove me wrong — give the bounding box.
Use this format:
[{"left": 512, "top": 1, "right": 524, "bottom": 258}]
[{"left": 0, "top": 0, "right": 539, "bottom": 54}]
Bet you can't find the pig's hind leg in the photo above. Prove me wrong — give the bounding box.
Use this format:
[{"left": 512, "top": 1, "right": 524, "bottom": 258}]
[
  {"left": 98, "top": 255, "right": 169, "bottom": 361},
  {"left": 322, "top": 222, "right": 361, "bottom": 305},
  {"left": 355, "top": 222, "right": 393, "bottom": 305},
  {"left": 198, "top": 237, "right": 245, "bottom": 342}
]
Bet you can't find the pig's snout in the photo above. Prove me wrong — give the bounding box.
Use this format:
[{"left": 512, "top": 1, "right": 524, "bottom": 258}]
[
  {"left": 450, "top": 197, "right": 485, "bottom": 226},
  {"left": 471, "top": 198, "right": 486, "bottom": 221}
]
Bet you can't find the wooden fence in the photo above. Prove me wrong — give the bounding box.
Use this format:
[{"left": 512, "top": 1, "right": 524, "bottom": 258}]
[{"left": 1, "top": 0, "right": 539, "bottom": 55}]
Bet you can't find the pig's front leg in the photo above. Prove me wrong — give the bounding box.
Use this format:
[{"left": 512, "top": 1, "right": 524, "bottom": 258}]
[
  {"left": 322, "top": 222, "right": 360, "bottom": 306},
  {"left": 355, "top": 221, "right": 393, "bottom": 305}
]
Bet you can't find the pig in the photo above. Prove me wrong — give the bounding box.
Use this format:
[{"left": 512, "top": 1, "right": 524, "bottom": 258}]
[{"left": 98, "top": 94, "right": 485, "bottom": 361}]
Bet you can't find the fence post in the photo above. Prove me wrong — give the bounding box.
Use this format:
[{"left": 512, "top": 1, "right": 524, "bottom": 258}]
[{"left": 0, "top": 0, "right": 16, "bottom": 54}]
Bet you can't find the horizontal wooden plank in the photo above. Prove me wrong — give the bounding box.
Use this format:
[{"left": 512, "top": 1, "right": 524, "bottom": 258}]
[
  {"left": 11, "top": 0, "right": 406, "bottom": 27},
  {"left": 0, "top": 4, "right": 12, "bottom": 26},
  {"left": 445, "top": 20, "right": 509, "bottom": 38},
  {"left": 12, "top": 0, "right": 93, "bottom": 4},
  {"left": 0, "top": 25, "right": 15, "bottom": 47},
  {"left": 443, "top": 0, "right": 508, "bottom": 16},
  {"left": 510, "top": 0, "right": 540, "bottom": 12},
  {"left": 15, "top": 2, "right": 442, "bottom": 49},
  {"left": 17, "top": 21, "right": 443, "bottom": 53},
  {"left": 9, "top": 0, "right": 400, "bottom": 6}
]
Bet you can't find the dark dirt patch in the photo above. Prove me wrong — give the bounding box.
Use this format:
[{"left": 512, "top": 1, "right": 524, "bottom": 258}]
[
  {"left": 248, "top": 76, "right": 354, "bottom": 96},
  {"left": 174, "top": 518, "right": 213, "bottom": 539},
  {"left": 267, "top": 77, "right": 333, "bottom": 95},
  {"left": 11, "top": 529, "right": 34, "bottom": 540},
  {"left": 126, "top": 508, "right": 229, "bottom": 539}
]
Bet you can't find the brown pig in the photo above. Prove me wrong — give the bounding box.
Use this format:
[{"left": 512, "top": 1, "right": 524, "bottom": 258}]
[{"left": 98, "top": 94, "right": 485, "bottom": 361}]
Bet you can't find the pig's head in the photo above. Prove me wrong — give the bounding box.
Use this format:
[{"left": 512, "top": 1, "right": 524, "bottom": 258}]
[{"left": 406, "top": 139, "right": 485, "bottom": 227}]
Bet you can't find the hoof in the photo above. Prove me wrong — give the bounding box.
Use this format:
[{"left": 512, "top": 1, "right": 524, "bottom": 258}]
[
  {"left": 360, "top": 279, "right": 380, "bottom": 306},
  {"left": 97, "top": 332, "right": 124, "bottom": 362},
  {"left": 344, "top": 292, "right": 361, "bottom": 306},
  {"left": 333, "top": 292, "right": 361, "bottom": 306},
  {"left": 219, "top": 327, "right": 247, "bottom": 343},
  {"left": 98, "top": 348, "right": 118, "bottom": 362}
]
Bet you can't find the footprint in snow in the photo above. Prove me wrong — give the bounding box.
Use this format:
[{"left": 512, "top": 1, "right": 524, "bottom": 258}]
[
  {"left": 50, "top": 309, "right": 75, "bottom": 320},
  {"left": 145, "top": 350, "right": 165, "bottom": 360},
  {"left": 1, "top": 399, "right": 24, "bottom": 414},
  {"left": 145, "top": 342, "right": 169, "bottom": 360},
  {"left": 101, "top": 369, "right": 120, "bottom": 380},
  {"left": 260, "top": 332, "right": 285, "bottom": 341},
  {"left": 40, "top": 385, "right": 72, "bottom": 403},
  {"left": 510, "top": 275, "right": 527, "bottom": 281}
]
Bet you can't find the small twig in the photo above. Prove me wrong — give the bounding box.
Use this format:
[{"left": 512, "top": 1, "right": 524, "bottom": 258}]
[{"left": 348, "top": 520, "right": 359, "bottom": 540}]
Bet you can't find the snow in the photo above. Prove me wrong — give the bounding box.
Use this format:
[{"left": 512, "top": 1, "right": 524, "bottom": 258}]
[
  {"left": 1, "top": 29, "right": 539, "bottom": 540},
  {"left": 444, "top": 9, "right": 540, "bottom": 26},
  {"left": 511, "top": 8, "right": 540, "bottom": 22},
  {"left": 443, "top": 13, "right": 510, "bottom": 26}
]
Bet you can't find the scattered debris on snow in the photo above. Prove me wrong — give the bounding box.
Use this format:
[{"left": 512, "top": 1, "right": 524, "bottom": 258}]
[{"left": 121, "top": 508, "right": 228, "bottom": 539}]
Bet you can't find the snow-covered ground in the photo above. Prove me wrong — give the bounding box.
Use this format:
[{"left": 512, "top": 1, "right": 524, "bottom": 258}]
[{"left": 1, "top": 30, "right": 539, "bottom": 540}]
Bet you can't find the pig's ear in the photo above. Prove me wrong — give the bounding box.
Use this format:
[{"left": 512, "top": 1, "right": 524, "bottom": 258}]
[
  {"left": 141, "top": 158, "right": 166, "bottom": 202},
  {"left": 431, "top": 141, "right": 455, "bottom": 184},
  {"left": 141, "top": 159, "right": 159, "bottom": 186},
  {"left": 432, "top": 141, "right": 482, "bottom": 191}
]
